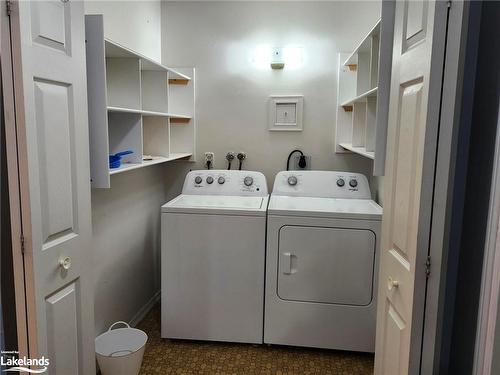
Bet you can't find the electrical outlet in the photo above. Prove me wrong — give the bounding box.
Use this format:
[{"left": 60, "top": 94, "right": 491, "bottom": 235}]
[
  {"left": 293, "top": 155, "right": 311, "bottom": 170},
  {"left": 204, "top": 152, "right": 214, "bottom": 168}
]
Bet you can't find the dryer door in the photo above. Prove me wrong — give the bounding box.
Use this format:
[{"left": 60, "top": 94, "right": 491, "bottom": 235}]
[{"left": 278, "top": 225, "right": 376, "bottom": 306}]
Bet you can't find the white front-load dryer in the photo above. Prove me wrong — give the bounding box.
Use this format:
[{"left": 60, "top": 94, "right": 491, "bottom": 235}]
[
  {"left": 161, "top": 170, "right": 268, "bottom": 344},
  {"left": 264, "top": 171, "right": 382, "bottom": 352}
]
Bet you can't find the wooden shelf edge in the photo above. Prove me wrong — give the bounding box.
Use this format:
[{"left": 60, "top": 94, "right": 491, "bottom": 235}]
[
  {"left": 168, "top": 78, "right": 189, "bottom": 85},
  {"left": 109, "top": 153, "right": 193, "bottom": 175},
  {"left": 339, "top": 143, "right": 375, "bottom": 160},
  {"left": 170, "top": 117, "right": 191, "bottom": 124}
]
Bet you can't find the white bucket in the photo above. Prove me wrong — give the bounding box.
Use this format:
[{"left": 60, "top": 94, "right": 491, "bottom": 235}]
[{"left": 95, "top": 321, "right": 148, "bottom": 375}]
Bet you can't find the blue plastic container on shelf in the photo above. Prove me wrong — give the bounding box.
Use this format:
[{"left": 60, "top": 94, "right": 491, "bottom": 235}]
[{"left": 109, "top": 150, "right": 134, "bottom": 169}]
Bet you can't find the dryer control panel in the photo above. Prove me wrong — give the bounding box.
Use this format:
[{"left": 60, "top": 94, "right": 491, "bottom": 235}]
[
  {"left": 272, "top": 171, "right": 371, "bottom": 199},
  {"left": 182, "top": 170, "right": 268, "bottom": 196}
]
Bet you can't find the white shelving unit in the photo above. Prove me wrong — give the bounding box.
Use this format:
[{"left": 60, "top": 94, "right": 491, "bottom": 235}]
[
  {"left": 85, "top": 15, "right": 196, "bottom": 188},
  {"left": 109, "top": 153, "right": 193, "bottom": 175},
  {"left": 335, "top": 19, "right": 387, "bottom": 172}
]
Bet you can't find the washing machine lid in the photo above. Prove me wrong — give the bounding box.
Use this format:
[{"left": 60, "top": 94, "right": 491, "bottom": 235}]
[
  {"left": 162, "top": 194, "right": 269, "bottom": 216},
  {"left": 268, "top": 195, "right": 382, "bottom": 220}
]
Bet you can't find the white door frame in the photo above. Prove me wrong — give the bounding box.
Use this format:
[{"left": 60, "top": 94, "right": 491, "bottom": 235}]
[
  {"left": 1, "top": 0, "right": 30, "bottom": 359},
  {"left": 6, "top": 0, "right": 39, "bottom": 359},
  {"left": 419, "top": 1, "right": 471, "bottom": 373}
]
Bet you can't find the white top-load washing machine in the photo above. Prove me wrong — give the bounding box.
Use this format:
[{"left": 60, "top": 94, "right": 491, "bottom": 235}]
[
  {"left": 161, "top": 170, "right": 268, "bottom": 344},
  {"left": 264, "top": 170, "right": 382, "bottom": 352}
]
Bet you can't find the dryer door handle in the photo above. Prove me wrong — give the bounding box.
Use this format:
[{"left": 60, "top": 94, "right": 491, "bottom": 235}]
[{"left": 281, "top": 252, "right": 297, "bottom": 275}]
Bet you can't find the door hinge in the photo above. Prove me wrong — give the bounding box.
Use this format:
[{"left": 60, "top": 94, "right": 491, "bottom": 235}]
[
  {"left": 20, "top": 234, "right": 25, "bottom": 254},
  {"left": 425, "top": 256, "right": 431, "bottom": 278},
  {"left": 6, "top": 0, "right": 12, "bottom": 16}
]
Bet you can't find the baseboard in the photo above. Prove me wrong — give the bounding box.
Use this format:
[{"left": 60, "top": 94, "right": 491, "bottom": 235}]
[{"left": 129, "top": 290, "right": 160, "bottom": 327}]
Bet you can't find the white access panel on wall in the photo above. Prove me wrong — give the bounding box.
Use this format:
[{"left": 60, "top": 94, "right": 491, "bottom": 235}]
[{"left": 268, "top": 95, "right": 303, "bottom": 131}]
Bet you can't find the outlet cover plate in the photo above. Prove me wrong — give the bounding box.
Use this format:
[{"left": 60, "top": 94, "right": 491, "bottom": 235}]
[{"left": 293, "top": 155, "right": 311, "bottom": 170}]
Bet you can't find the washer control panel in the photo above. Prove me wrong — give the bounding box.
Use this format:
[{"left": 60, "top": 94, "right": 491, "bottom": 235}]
[
  {"left": 183, "top": 170, "right": 268, "bottom": 196},
  {"left": 272, "top": 171, "right": 371, "bottom": 199}
]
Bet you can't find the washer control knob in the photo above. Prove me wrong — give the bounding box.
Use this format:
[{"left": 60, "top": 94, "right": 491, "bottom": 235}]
[
  {"left": 349, "top": 179, "right": 358, "bottom": 188},
  {"left": 336, "top": 178, "right": 345, "bottom": 187},
  {"left": 206, "top": 176, "right": 214, "bottom": 184},
  {"left": 244, "top": 176, "right": 254, "bottom": 186},
  {"left": 287, "top": 176, "right": 298, "bottom": 186},
  {"left": 218, "top": 176, "right": 225, "bottom": 184},
  {"left": 194, "top": 176, "right": 203, "bottom": 184}
]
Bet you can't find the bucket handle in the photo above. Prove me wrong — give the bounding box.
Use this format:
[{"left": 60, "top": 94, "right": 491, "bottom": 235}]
[
  {"left": 109, "top": 349, "right": 134, "bottom": 357},
  {"left": 108, "top": 321, "right": 130, "bottom": 331}
]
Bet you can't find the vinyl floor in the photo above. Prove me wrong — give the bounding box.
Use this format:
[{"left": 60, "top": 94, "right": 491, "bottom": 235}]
[{"left": 137, "top": 305, "right": 374, "bottom": 375}]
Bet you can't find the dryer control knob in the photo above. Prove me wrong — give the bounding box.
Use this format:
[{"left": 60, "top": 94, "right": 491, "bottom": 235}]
[
  {"left": 206, "top": 176, "right": 214, "bottom": 184},
  {"left": 349, "top": 179, "right": 358, "bottom": 188},
  {"left": 244, "top": 176, "right": 254, "bottom": 186},
  {"left": 287, "top": 176, "right": 298, "bottom": 186},
  {"left": 194, "top": 176, "right": 203, "bottom": 184},
  {"left": 218, "top": 176, "right": 225, "bottom": 184},
  {"left": 337, "top": 178, "right": 345, "bottom": 187}
]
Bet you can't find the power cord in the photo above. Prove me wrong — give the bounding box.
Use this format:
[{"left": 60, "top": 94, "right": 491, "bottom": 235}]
[{"left": 286, "top": 149, "right": 306, "bottom": 170}]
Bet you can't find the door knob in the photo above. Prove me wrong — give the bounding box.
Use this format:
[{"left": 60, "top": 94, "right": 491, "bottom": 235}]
[
  {"left": 59, "top": 256, "right": 72, "bottom": 270},
  {"left": 387, "top": 276, "right": 399, "bottom": 291}
]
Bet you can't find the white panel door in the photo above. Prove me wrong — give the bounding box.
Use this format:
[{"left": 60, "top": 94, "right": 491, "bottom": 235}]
[
  {"left": 374, "top": 1, "right": 448, "bottom": 374},
  {"left": 10, "top": 1, "right": 95, "bottom": 373}
]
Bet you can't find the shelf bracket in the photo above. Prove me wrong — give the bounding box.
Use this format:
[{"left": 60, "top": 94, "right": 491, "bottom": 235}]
[
  {"left": 168, "top": 79, "right": 189, "bottom": 85},
  {"left": 170, "top": 117, "right": 191, "bottom": 124},
  {"left": 342, "top": 105, "right": 353, "bottom": 112}
]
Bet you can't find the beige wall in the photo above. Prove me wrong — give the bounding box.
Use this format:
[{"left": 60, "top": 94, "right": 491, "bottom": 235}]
[
  {"left": 162, "top": 1, "right": 381, "bottom": 194},
  {"left": 91, "top": 164, "right": 187, "bottom": 335},
  {"left": 85, "top": 0, "right": 162, "bottom": 62}
]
